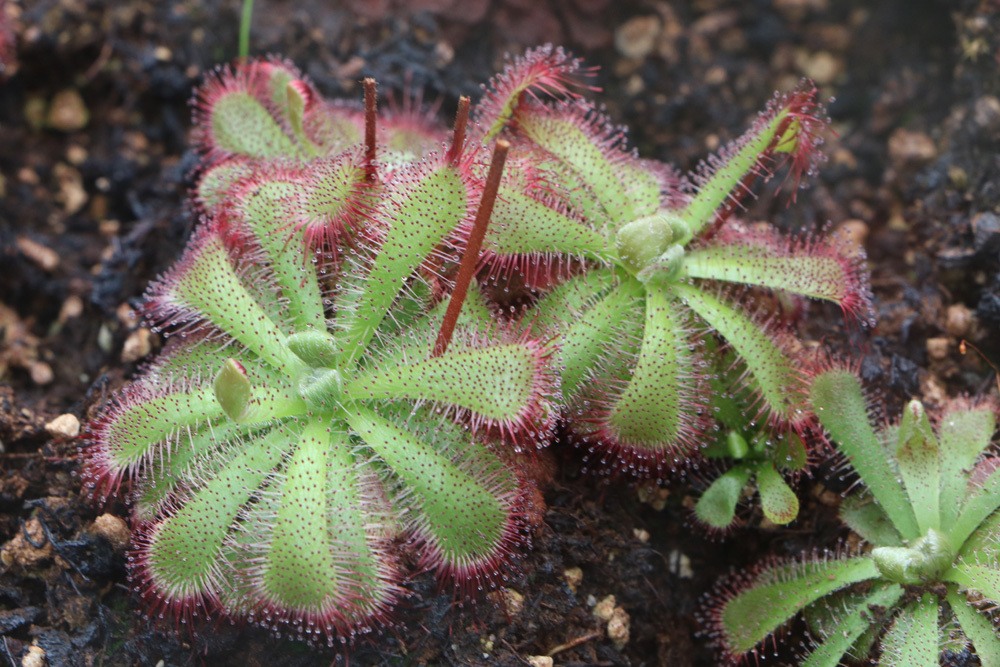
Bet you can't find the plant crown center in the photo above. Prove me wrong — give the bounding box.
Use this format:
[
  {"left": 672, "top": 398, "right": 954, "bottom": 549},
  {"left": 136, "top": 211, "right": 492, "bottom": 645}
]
[
  {"left": 296, "top": 366, "right": 344, "bottom": 410},
  {"left": 614, "top": 210, "right": 689, "bottom": 280},
  {"left": 871, "top": 528, "right": 956, "bottom": 585}
]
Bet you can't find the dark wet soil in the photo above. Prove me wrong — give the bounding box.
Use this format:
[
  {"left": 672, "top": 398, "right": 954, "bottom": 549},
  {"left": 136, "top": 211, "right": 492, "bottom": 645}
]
[{"left": 1, "top": 0, "right": 999, "bottom": 665}]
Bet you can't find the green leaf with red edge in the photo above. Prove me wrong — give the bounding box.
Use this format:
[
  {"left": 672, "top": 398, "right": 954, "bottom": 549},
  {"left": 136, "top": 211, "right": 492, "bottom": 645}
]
[
  {"left": 132, "top": 419, "right": 248, "bottom": 522},
  {"left": 681, "top": 240, "right": 859, "bottom": 306},
  {"left": 556, "top": 277, "right": 644, "bottom": 400},
  {"left": 344, "top": 339, "right": 553, "bottom": 435},
  {"left": 475, "top": 45, "right": 587, "bottom": 143},
  {"left": 515, "top": 105, "right": 638, "bottom": 227},
  {"left": 95, "top": 385, "right": 223, "bottom": 473},
  {"left": 197, "top": 159, "right": 253, "bottom": 212},
  {"left": 528, "top": 268, "right": 617, "bottom": 333},
  {"left": 604, "top": 284, "right": 699, "bottom": 453},
  {"left": 194, "top": 60, "right": 332, "bottom": 162},
  {"left": 483, "top": 175, "right": 608, "bottom": 260},
  {"left": 800, "top": 584, "right": 904, "bottom": 667},
  {"left": 345, "top": 405, "right": 522, "bottom": 575},
  {"left": 679, "top": 88, "right": 825, "bottom": 241},
  {"left": 673, "top": 283, "right": 804, "bottom": 425},
  {"left": 143, "top": 425, "right": 294, "bottom": 605},
  {"left": 208, "top": 90, "right": 302, "bottom": 159},
  {"left": 154, "top": 230, "right": 303, "bottom": 372},
  {"left": 257, "top": 418, "right": 392, "bottom": 620},
  {"left": 716, "top": 556, "right": 880, "bottom": 656},
  {"left": 336, "top": 160, "right": 471, "bottom": 363},
  {"left": 226, "top": 172, "right": 327, "bottom": 331}
]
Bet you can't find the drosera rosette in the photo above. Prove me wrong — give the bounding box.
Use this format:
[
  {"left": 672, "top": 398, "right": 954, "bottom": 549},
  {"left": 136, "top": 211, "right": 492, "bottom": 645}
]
[
  {"left": 191, "top": 58, "right": 448, "bottom": 214},
  {"left": 82, "top": 80, "right": 559, "bottom": 646},
  {"left": 701, "top": 367, "right": 1000, "bottom": 665},
  {"left": 690, "top": 350, "right": 813, "bottom": 533},
  {"left": 466, "top": 46, "right": 872, "bottom": 478}
]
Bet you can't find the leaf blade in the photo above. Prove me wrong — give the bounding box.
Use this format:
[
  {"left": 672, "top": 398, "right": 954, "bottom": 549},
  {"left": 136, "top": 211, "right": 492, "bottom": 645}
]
[
  {"left": 947, "top": 585, "right": 1000, "bottom": 665},
  {"left": 878, "top": 594, "right": 940, "bottom": 667},
  {"left": 716, "top": 556, "right": 880, "bottom": 656},
  {"left": 810, "top": 370, "right": 920, "bottom": 540},
  {"left": 694, "top": 466, "right": 751, "bottom": 530},
  {"left": 344, "top": 340, "right": 553, "bottom": 439},
  {"left": 939, "top": 403, "right": 997, "bottom": 526},
  {"left": 756, "top": 462, "right": 799, "bottom": 525},
  {"left": 603, "top": 284, "right": 700, "bottom": 455},
  {"left": 345, "top": 405, "right": 522, "bottom": 577},
  {"left": 337, "top": 163, "right": 470, "bottom": 362},
  {"left": 673, "top": 283, "right": 804, "bottom": 425},
  {"left": 895, "top": 400, "right": 941, "bottom": 534},
  {"left": 681, "top": 241, "right": 860, "bottom": 306},
  {"left": 800, "top": 584, "right": 904, "bottom": 667}
]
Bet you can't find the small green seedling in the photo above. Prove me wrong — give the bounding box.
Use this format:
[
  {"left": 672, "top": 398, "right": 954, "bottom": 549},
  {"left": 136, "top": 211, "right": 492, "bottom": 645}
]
[
  {"left": 85, "top": 62, "right": 556, "bottom": 645},
  {"left": 471, "top": 48, "right": 871, "bottom": 477},
  {"left": 704, "top": 368, "right": 1000, "bottom": 665},
  {"left": 692, "top": 362, "right": 809, "bottom": 531}
]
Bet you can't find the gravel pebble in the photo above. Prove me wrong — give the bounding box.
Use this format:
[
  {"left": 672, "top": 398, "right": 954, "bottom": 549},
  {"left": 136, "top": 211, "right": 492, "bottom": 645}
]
[
  {"left": 493, "top": 588, "right": 524, "bottom": 617},
  {"left": 58, "top": 296, "right": 83, "bottom": 323},
  {"left": 527, "top": 657, "right": 553, "bottom": 667},
  {"left": 53, "top": 162, "right": 87, "bottom": 214},
  {"left": 591, "top": 595, "right": 632, "bottom": 648},
  {"left": 926, "top": 337, "right": 949, "bottom": 361},
  {"left": 637, "top": 483, "right": 669, "bottom": 511},
  {"left": 44, "top": 413, "right": 80, "bottom": 438},
  {"left": 28, "top": 362, "right": 53, "bottom": 386},
  {"left": 47, "top": 89, "right": 89, "bottom": 132},
  {"left": 944, "top": 304, "right": 974, "bottom": 338},
  {"left": 121, "top": 328, "right": 153, "bottom": 363},
  {"left": 21, "top": 645, "right": 46, "bottom": 667},
  {"left": 16, "top": 236, "right": 59, "bottom": 271},
  {"left": 796, "top": 49, "right": 841, "bottom": 85},
  {"left": 90, "top": 514, "right": 130, "bottom": 553},
  {"left": 972, "top": 95, "right": 1000, "bottom": 135},
  {"left": 1, "top": 518, "right": 53, "bottom": 569},
  {"left": 615, "top": 16, "right": 660, "bottom": 60},
  {"left": 563, "top": 566, "right": 583, "bottom": 592},
  {"left": 593, "top": 594, "right": 617, "bottom": 621},
  {"left": 833, "top": 219, "right": 869, "bottom": 257},
  {"left": 607, "top": 606, "right": 630, "bottom": 650},
  {"left": 888, "top": 129, "right": 937, "bottom": 169}
]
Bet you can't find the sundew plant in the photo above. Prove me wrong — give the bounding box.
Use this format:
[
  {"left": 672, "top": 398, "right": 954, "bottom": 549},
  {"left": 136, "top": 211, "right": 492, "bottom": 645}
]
[
  {"left": 704, "top": 369, "right": 1000, "bottom": 665},
  {"left": 470, "top": 47, "right": 872, "bottom": 478},
  {"left": 84, "top": 59, "right": 557, "bottom": 644}
]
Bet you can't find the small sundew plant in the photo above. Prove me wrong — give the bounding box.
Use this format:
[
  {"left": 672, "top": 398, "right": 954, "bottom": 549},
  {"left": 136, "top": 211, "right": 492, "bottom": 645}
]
[
  {"left": 704, "top": 368, "right": 1000, "bottom": 665},
  {"left": 84, "top": 61, "right": 558, "bottom": 644},
  {"left": 191, "top": 58, "right": 447, "bottom": 217},
  {"left": 692, "top": 359, "right": 810, "bottom": 531},
  {"left": 470, "top": 48, "right": 872, "bottom": 477}
]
